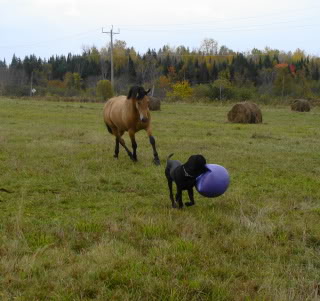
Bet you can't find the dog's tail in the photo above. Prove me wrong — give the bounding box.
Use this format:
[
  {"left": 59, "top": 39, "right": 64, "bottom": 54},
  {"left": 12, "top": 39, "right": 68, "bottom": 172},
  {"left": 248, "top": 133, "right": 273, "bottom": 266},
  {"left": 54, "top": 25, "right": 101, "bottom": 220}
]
[
  {"left": 167, "top": 153, "right": 174, "bottom": 161},
  {"left": 0, "top": 188, "right": 13, "bottom": 193}
]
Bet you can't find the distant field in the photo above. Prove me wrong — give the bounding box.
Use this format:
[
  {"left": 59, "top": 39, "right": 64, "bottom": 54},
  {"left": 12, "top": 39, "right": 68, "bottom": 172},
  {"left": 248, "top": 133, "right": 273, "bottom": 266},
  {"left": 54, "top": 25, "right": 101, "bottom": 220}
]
[{"left": 1, "top": 98, "right": 320, "bottom": 300}]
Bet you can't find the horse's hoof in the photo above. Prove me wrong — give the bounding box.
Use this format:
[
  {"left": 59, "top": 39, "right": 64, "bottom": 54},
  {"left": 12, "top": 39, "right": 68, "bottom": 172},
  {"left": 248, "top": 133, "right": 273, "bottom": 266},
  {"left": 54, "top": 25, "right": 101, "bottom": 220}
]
[
  {"left": 113, "top": 155, "right": 118, "bottom": 159},
  {"left": 185, "top": 202, "right": 195, "bottom": 207}
]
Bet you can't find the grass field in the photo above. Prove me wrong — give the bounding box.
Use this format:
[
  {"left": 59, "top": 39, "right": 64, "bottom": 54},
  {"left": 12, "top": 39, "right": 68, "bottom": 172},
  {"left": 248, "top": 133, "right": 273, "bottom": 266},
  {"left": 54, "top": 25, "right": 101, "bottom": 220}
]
[{"left": 1, "top": 98, "right": 320, "bottom": 300}]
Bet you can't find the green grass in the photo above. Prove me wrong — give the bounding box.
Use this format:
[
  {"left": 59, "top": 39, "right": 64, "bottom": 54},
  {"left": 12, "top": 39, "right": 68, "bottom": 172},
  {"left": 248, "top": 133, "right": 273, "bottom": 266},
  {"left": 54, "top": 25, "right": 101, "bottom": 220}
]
[{"left": 0, "top": 98, "right": 320, "bottom": 300}]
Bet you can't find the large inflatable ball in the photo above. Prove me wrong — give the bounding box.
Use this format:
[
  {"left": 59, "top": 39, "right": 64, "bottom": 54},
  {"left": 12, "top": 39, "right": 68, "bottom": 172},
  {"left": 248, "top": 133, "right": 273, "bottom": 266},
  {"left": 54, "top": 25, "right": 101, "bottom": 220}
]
[{"left": 196, "top": 164, "right": 230, "bottom": 198}]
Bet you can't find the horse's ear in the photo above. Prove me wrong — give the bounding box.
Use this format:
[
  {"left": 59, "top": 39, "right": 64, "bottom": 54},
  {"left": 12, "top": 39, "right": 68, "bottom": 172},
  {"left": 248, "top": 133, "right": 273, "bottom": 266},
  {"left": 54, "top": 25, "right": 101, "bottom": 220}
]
[{"left": 127, "top": 88, "right": 132, "bottom": 99}]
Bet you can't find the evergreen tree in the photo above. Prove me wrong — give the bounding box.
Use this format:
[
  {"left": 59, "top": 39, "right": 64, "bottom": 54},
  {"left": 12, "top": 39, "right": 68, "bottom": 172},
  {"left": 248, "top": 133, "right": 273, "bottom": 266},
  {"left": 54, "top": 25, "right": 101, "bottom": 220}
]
[
  {"left": 263, "top": 55, "right": 273, "bottom": 68},
  {"left": 198, "top": 62, "right": 209, "bottom": 83},
  {"left": 128, "top": 55, "right": 136, "bottom": 82},
  {"left": 312, "top": 64, "right": 320, "bottom": 81},
  {"left": 0, "top": 59, "right": 7, "bottom": 68},
  {"left": 162, "top": 54, "right": 171, "bottom": 76},
  {"left": 211, "top": 61, "right": 219, "bottom": 81}
]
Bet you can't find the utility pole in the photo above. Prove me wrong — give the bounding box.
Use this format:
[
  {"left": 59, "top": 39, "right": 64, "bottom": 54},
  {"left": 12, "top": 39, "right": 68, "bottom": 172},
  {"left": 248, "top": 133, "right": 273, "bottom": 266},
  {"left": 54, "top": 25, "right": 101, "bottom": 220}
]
[
  {"left": 102, "top": 25, "right": 120, "bottom": 89},
  {"left": 30, "top": 71, "right": 33, "bottom": 97}
]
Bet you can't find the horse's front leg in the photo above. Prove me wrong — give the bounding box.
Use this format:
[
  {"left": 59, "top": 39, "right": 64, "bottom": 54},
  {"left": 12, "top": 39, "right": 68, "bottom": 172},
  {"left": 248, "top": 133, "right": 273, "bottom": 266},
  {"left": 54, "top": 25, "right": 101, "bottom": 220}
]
[
  {"left": 146, "top": 128, "right": 160, "bottom": 165},
  {"left": 129, "top": 130, "right": 138, "bottom": 162}
]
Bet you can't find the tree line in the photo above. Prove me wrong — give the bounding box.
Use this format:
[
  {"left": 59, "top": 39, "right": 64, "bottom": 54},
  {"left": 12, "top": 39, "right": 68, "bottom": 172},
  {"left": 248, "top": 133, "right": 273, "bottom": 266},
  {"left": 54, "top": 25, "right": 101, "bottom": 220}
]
[{"left": 1, "top": 39, "right": 320, "bottom": 101}]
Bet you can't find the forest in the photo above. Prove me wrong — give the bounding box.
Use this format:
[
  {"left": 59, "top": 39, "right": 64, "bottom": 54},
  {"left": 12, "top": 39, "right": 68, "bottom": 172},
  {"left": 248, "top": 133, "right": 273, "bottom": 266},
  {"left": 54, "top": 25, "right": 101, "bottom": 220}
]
[{"left": 1, "top": 39, "right": 320, "bottom": 102}]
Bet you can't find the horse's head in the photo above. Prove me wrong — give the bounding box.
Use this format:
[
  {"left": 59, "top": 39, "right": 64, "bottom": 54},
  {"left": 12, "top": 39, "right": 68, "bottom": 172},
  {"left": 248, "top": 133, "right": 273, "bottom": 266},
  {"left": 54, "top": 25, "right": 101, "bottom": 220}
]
[{"left": 127, "top": 86, "right": 151, "bottom": 123}]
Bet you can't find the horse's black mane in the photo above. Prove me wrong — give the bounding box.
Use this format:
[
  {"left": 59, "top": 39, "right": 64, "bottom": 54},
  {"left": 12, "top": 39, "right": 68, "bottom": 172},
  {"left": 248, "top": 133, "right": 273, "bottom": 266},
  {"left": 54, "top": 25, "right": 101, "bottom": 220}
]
[{"left": 127, "top": 86, "right": 150, "bottom": 100}]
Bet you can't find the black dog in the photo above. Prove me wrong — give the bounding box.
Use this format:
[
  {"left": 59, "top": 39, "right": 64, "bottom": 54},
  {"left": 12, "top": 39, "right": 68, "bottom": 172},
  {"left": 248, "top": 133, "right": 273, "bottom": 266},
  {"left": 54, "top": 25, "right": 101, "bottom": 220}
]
[{"left": 165, "top": 153, "right": 207, "bottom": 208}]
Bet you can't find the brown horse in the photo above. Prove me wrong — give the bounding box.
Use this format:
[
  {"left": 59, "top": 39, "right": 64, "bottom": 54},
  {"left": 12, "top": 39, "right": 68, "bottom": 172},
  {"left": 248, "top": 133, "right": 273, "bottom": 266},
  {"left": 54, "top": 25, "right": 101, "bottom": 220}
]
[{"left": 103, "top": 86, "right": 160, "bottom": 165}]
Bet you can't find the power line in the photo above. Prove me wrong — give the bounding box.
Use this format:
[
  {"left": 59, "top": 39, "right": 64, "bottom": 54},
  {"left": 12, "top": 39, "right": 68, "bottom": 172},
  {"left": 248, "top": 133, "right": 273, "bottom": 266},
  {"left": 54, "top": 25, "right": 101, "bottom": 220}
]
[
  {"left": 114, "top": 5, "right": 320, "bottom": 28},
  {"left": 0, "top": 28, "right": 101, "bottom": 50},
  {"left": 120, "top": 18, "right": 320, "bottom": 33},
  {"left": 2, "top": 14, "right": 318, "bottom": 52}
]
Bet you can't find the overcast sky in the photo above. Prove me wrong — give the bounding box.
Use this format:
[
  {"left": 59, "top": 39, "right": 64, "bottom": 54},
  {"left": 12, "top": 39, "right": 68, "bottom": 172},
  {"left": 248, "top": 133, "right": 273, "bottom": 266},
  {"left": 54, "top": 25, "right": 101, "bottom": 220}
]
[{"left": 1, "top": 0, "right": 319, "bottom": 63}]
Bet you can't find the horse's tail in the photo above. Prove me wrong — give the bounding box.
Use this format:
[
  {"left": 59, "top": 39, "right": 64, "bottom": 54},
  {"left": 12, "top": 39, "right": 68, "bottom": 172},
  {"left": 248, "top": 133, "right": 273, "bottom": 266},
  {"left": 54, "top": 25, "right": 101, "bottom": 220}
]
[
  {"left": 167, "top": 153, "right": 174, "bottom": 161},
  {"left": 105, "top": 123, "right": 112, "bottom": 134}
]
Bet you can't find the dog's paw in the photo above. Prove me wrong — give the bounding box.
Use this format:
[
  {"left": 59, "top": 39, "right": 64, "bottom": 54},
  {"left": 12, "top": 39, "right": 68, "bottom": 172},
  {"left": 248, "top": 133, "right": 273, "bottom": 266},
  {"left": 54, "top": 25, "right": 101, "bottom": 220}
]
[
  {"left": 171, "top": 201, "right": 179, "bottom": 208},
  {"left": 185, "top": 202, "right": 195, "bottom": 207}
]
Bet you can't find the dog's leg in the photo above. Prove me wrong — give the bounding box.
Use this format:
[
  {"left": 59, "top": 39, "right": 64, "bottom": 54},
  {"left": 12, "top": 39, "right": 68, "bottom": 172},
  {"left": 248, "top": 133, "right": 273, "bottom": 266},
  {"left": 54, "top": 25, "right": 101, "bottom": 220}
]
[
  {"left": 165, "top": 168, "right": 176, "bottom": 208},
  {"left": 167, "top": 179, "right": 176, "bottom": 208},
  {"left": 176, "top": 189, "right": 183, "bottom": 209},
  {"left": 185, "top": 188, "right": 195, "bottom": 207}
]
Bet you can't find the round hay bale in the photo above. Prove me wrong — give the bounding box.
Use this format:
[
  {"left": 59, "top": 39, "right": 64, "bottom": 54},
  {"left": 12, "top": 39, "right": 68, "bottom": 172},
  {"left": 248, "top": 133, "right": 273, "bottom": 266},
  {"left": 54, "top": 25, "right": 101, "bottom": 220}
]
[
  {"left": 228, "top": 102, "right": 262, "bottom": 124},
  {"left": 148, "top": 96, "right": 161, "bottom": 111},
  {"left": 291, "top": 99, "right": 311, "bottom": 112}
]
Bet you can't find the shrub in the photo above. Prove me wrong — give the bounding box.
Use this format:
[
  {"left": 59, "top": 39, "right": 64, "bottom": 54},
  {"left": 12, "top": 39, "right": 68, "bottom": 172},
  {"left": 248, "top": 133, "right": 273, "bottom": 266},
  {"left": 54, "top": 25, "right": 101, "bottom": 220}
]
[
  {"left": 3, "top": 85, "right": 30, "bottom": 97},
  {"left": 166, "top": 81, "right": 193, "bottom": 101},
  {"left": 310, "top": 80, "right": 320, "bottom": 96},
  {"left": 234, "top": 87, "right": 256, "bottom": 101},
  {"left": 47, "top": 80, "right": 66, "bottom": 89},
  {"left": 96, "top": 80, "right": 113, "bottom": 101},
  {"left": 192, "top": 84, "right": 212, "bottom": 100},
  {"left": 211, "top": 79, "right": 235, "bottom": 100}
]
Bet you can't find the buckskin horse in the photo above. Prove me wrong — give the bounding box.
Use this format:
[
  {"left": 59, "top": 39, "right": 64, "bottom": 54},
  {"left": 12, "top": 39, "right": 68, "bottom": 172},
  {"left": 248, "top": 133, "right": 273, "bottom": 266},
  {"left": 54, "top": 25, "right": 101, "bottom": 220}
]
[{"left": 103, "top": 86, "right": 160, "bottom": 165}]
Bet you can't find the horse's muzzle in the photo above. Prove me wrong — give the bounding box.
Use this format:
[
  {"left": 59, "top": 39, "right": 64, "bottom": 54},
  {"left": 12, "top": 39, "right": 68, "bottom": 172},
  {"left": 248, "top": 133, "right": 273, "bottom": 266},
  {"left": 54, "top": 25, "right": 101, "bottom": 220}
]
[{"left": 141, "top": 117, "right": 149, "bottom": 123}]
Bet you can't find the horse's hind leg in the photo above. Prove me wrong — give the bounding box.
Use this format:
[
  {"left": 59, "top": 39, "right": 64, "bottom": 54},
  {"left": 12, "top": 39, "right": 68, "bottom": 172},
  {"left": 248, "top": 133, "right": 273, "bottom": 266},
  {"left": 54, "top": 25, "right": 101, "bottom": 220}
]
[
  {"left": 118, "top": 136, "right": 134, "bottom": 160},
  {"left": 114, "top": 138, "right": 120, "bottom": 158}
]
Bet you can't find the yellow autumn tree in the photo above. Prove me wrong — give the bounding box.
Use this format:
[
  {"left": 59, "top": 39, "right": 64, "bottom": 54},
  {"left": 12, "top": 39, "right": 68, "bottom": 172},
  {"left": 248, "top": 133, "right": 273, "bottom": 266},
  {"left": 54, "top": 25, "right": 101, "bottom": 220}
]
[{"left": 166, "top": 81, "right": 193, "bottom": 101}]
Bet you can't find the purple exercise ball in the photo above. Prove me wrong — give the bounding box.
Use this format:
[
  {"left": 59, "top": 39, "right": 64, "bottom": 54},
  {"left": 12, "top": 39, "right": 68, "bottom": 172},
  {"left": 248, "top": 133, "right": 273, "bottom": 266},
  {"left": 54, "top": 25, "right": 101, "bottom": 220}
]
[{"left": 196, "top": 164, "right": 230, "bottom": 198}]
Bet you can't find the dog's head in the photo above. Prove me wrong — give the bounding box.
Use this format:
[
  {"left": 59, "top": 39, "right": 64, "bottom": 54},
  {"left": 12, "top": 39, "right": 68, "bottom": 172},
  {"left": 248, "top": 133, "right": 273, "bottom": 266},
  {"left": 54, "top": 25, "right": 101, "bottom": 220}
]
[{"left": 184, "top": 154, "right": 207, "bottom": 177}]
